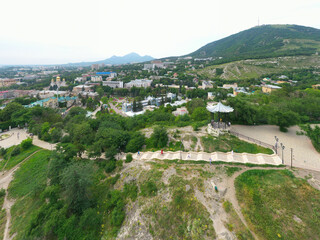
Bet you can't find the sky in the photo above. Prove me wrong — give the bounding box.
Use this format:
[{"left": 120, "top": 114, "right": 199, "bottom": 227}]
[{"left": 0, "top": 0, "right": 319, "bottom": 65}]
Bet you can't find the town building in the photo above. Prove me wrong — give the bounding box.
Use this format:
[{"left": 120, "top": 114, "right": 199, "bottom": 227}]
[
  {"left": 91, "top": 76, "right": 103, "bottom": 82},
  {"left": 261, "top": 85, "right": 282, "bottom": 93},
  {"left": 221, "top": 83, "right": 238, "bottom": 89},
  {"left": 0, "top": 78, "right": 18, "bottom": 87},
  {"left": 124, "top": 79, "right": 153, "bottom": 88},
  {"left": 200, "top": 81, "right": 214, "bottom": 89},
  {"left": 50, "top": 76, "right": 67, "bottom": 88},
  {"left": 96, "top": 72, "right": 117, "bottom": 78},
  {"left": 91, "top": 64, "right": 100, "bottom": 70},
  {"left": 172, "top": 107, "right": 188, "bottom": 116},
  {"left": 27, "top": 96, "right": 78, "bottom": 108},
  {"left": 72, "top": 85, "right": 93, "bottom": 94},
  {"left": 102, "top": 81, "right": 124, "bottom": 88}
]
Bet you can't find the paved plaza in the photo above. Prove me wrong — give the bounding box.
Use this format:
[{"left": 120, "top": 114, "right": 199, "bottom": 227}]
[
  {"left": 131, "top": 150, "right": 282, "bottom": 165},
  {"left": 0, "top": 128, "right": 56, "bottom": 151},
  {"left": 231, "top": 125, "right": 320, "bottom": 171}
]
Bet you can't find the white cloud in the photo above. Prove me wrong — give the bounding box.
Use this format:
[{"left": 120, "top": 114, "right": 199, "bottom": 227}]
[{"left": 0, "top": 0, "right": 319, "bottom": 64}]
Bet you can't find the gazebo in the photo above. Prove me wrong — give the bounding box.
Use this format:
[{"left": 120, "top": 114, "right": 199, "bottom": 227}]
[{"left": 206, "top": 102, "right": 234, "bottom": 135}]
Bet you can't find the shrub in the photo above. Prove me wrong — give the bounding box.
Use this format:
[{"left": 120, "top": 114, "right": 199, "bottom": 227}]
[
  {"left": 140, "top": 181, "right": 157, "bottom": 197},
  {"left": 0, "top": 188, "right": 5, "bottom": 198},
  {"left": 11, "top": 146, "right": 21, "bottom": 156},
  {"left": 125, "top": 154, "right": 133, "bottom": 163},
  {"left": 105, "top": 159, "right": 116, "bottom": 173},
  {"left": 124, "top": 182, "right": 138, "bottom": 201},
  {"left": 0, "top": 147, "right": 7, "bottom": 156},
  {"left": 21, "top": 138, "right": 33, "bottom": 150},
  {"left": 150, "top": 126, "right": 168, "bottom": 148}
]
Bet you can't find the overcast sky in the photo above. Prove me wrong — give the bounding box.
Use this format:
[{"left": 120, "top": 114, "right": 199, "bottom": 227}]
[{"left": 1, "top": 0, "right": 319, "bottom": 65}]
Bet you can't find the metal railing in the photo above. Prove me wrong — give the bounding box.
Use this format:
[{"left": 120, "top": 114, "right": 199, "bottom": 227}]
[{"left": 230, "top": 130, "right": 275, "bottom": 151}]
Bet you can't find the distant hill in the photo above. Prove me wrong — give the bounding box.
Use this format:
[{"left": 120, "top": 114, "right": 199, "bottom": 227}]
[
  {"left": 188, "top": 25, "right": 320, "bottom": 61},
  {"left": 66, "top": 52, "right": 154, "bottom": 66}
]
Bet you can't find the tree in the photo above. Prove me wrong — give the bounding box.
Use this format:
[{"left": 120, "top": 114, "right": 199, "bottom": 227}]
[
  {"left": 151, "top": 126, "right": 168, "bottom": 148},
  {"left": 191, "top": 107, "right": 210, "bottom": 121},
  {"left": 268, "top": 109, "right": 300, "bottom": 132},
  {"left": 138, "top": 101, "right": 143, "bottom": 111},
  {"left": 132, "top": 100, "right": 137, "bottom": 112},
  {"left": 186, "top": 98, "right": 205, "bottom": 114},
  {"left": 125, "top": 132, "right": 145, "bottom": 152},
  {"left": 21, "top": 138, "right": 33, "bottom": 149},
  {"left": 61, "top": 162, "right": 94, "bottom": 214}
]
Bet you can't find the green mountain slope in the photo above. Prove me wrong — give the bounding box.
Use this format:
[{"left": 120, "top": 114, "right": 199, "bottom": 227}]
[
  {"left": 189, "top": 25, "right": 320, "bottom": 61},
  {"left": 198, "top": 55, "right": 320, "bottom": 80}
]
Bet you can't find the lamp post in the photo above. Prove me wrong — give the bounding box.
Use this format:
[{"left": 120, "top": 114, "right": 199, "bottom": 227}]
[
  {"left": 280, "top": 143, "right": 285, "bottom": 164},
  {"left": 274, "top": 136, "right": 279, "bottom": 154}
]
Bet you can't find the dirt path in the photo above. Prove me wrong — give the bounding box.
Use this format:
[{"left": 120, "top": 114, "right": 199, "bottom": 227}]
[
  {"left": 0, "top": 150, "right": 41, "bottom": 240},
  {"left": 224, "top": 166, "right": 287, "bottom": 240}
]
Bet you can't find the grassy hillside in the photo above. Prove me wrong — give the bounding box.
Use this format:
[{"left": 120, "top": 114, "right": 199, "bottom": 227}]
[
  {"left": 235, "top": 170, "right": 320, "bottom": 240},
  {"left": 197, "top": 55, "right": 320, "bottom": 80},
  {"left": 190, "top": 25, "right": 320, "bottom": 61}
]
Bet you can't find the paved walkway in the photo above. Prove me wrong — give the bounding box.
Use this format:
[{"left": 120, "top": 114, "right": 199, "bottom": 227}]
[
  {"left": 231, "top": 125, "right": 320, "bottom": 172},
  {"left": 131, "top": 150, "right": 282, "bottom": 166},
  {"left": 0, "top": 128, "right": 56, "bottom": 151}
]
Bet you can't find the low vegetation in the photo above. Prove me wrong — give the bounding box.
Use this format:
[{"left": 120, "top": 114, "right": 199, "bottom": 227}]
[
  {"left": 223, "top": 200, "right": 254, "bottom": 239},
  {"left": 235, "top": 170, "right": 320, "bottom": 240},
  {"left": 0, "top": 144, "right": 40, "bottom": 171},
  {"left": 201, "top": 134, "right": 273, "bottom": 154}
]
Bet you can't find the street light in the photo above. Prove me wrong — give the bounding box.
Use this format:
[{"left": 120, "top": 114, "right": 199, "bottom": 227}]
[
  {"left": 274, "top": 136, "right": 279, "bottom": 154},
  {"left": 280, "top": 143, "right": 285, "bottom": 164}
]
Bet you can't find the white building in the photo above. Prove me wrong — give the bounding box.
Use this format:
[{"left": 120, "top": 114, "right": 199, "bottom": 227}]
[
  {"left": 124, "top": 79, "right": 153, "bottom": 88},
  {"left": 102, "top": 81, "right": 124, "bottom": 88},
  {"left": 91, "top": 76, "right": 103, "bottom": 82}
]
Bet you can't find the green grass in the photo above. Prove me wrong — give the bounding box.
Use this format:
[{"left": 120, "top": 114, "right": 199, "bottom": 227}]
[
  {"left": 0, "top": 209, "right": 6, "bottom": 240},
  {"left": 0, "top": 189, "right": 6, "bottom": 240},
  {"left": 225, "top": 166, "right": 242, "bottom": 177},
  {"left": 8, "top": 150, "right": 51, "bottom": 198},
  {"left": 235, "top": 170, "right": 320, "bottom": 240},
  {"left": 0, "top": 145, "right": 41, "bottom": 171},
  {"left": 201, "top": 134, "right": 273, "bottom": 154},
  {"left": 8, "top": 150, "right": 51, "bottom": 238},
  {"left": 223, "top": 201, "right": 254, "bottom": 240}
]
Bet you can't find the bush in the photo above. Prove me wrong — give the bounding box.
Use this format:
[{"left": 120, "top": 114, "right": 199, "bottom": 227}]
[
  {"left": 21, "top": 138, "right": 33, "bottom": 150},
  {"left": 124, "top": 182, "right": 138, "bottom": 201},
  {"left": 0, "top": 188, "right": 5, "bottom": 198},
  {"left": 0, "top": 147, "right": 7, "bottom": 157},
  {"left": 105, "top": 159, "right": 116, "bottom": 173},
  {"left": 11, "top": 146, "right": 21, "bottom": 156},
  {"left": 150, "top": 126, "right": 168, "bottom": 148},
  {"left": 125, "top": 154, "right": 133, "bottom": 163},
  {"left": 140, "top": 181, "right": 157, "bottom": 197},
  {"left": 125, "top": 133, "right": 145, "bottom": 153}
]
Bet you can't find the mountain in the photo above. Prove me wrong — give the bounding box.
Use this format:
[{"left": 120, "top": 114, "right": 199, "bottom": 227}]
[
  {"left": 66, "top": 52, "right": 154, "bottom": 66},
  {"left": 188, "top": 24, "right": 320, "bottom": 61}
]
